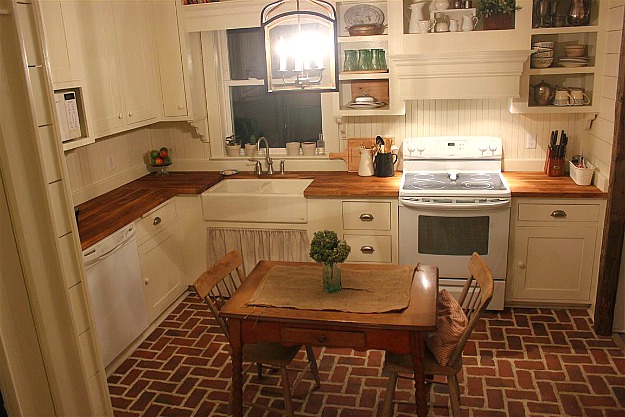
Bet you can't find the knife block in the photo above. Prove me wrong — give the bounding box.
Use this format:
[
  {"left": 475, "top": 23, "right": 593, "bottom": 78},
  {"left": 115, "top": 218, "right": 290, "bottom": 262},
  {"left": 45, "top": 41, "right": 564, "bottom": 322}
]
[{"left": 544, "top": 150, "right": 564, "bottom": 177}]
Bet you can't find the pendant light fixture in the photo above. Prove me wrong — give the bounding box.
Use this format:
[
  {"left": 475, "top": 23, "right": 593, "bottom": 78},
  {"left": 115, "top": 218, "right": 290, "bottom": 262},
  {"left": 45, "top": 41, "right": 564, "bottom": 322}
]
[{"left": 261, "top": 0, "right": 338, "bottom": 92}]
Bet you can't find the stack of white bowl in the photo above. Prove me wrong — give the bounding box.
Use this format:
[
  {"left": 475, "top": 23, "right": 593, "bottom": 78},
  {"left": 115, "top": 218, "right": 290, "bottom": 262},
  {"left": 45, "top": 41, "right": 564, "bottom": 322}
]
[{"left": 531, "top": 41, "right": 554, "bottom": 68}]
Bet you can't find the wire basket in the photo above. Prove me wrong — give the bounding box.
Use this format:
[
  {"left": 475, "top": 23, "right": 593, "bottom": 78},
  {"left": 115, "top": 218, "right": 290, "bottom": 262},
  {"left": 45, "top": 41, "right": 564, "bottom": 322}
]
[{"left": 569, "top": 160, "right": 594, "bottom": 186}]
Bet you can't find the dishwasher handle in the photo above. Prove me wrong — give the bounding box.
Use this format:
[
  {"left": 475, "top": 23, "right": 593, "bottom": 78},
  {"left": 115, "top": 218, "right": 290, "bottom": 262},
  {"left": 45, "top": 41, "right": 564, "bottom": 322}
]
[{"left": 83, "top": 223, "right": 137, "bottom": 267}]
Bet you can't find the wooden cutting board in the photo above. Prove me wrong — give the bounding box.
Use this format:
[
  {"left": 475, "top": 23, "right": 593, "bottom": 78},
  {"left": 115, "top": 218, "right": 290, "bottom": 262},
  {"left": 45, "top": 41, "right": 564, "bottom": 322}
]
[{"left": 329, "top": 137, "right": 394, "bottom": 172}]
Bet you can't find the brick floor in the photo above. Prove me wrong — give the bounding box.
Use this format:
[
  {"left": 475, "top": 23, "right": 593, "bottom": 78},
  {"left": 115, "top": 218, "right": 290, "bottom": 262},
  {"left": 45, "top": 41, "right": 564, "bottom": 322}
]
[{"left": 109, "top": 294, "right": 625, "bottom": 416}]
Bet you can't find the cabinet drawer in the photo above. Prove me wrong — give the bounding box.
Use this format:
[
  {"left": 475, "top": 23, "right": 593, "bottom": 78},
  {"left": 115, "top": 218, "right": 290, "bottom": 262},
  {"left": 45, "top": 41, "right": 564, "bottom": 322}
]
[
  {"left": 136, "top": 200, "right": 177, "bottom": 243},
  {"left": 344, "top": 234, "right": 392, "bottom": 263},
  {"left": 517, "top": 203, "right": 600, "bottom": 223},
  {"left": 342, "top": 201, "right": 391, "bottom": 230},
  {"left": 281, "top": 327, "right": 365, "bottom": 348}
]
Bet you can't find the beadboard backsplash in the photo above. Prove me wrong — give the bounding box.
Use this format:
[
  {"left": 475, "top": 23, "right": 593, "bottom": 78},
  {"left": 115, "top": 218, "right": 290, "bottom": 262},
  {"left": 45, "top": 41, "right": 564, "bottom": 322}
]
[{"left": 66, "top": 98, "right": 587, "bottom": 204}]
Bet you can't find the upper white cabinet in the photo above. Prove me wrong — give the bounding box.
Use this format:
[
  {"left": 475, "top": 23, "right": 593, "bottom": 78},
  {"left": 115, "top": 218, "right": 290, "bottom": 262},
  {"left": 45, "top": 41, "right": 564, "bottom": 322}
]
[
  {"left": 74, "top": 0, "right": 159, "bottom": 138},
  {"left": 152, "top": 1, "right": 192, "bottom": 119}
]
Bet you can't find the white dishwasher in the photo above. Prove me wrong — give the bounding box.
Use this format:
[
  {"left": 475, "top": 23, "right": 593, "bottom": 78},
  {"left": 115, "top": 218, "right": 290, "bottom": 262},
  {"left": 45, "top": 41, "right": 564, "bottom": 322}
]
[{"left": 83, "top": 223, "right": 148, "bottom": 367}]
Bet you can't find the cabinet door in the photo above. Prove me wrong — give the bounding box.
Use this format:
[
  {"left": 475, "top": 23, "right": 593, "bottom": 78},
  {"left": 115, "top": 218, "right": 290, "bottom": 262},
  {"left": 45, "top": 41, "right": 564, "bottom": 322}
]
[
  {"left": 112, "top": 0, "right": 159, "bottom": 125},
  {"left": 40, "top": 1, "right": 83, "bottom": 84},
  {"left": 152, "top": 1, "right": 189, "bottom": 117},
  {"left": 138, "top": 224, "right": 182, "bottom": 323},
  {"left": 74, "top": 0, "right": 125, "bottom": 136},
  {"left": 511, "top": 226, "right": 597, "bottom": 302}
]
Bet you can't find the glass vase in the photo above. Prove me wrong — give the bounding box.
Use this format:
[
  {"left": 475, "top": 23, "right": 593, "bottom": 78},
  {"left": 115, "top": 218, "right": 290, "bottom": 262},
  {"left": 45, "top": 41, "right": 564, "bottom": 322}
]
[{"left": 322, "top": 263, "right": 342, "bottom": 293}]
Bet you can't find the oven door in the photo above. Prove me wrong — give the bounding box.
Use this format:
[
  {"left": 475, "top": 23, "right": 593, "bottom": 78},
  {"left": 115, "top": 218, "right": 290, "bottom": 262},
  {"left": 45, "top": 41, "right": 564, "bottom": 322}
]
[{"left": 398, "top": 197, "right": 510, "bottom": 280}]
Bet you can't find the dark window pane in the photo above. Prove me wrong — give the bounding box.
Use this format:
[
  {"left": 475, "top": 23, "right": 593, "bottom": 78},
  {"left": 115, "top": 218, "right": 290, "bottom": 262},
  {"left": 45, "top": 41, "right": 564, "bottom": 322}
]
[
  {"left": 227, "top": 28, "right": 265, "bottom": 80},
  {"left": 418, "top": 216, "right": 489, "bottom": 255},
  {"left": 231, "top": 86, "right": 321, "bottom": 148}
]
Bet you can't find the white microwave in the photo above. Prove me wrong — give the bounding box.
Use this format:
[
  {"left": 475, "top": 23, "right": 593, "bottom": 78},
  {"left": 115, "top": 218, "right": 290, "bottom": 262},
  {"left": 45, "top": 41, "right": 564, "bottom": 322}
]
[{"left": 54, "top": 91, "right": 82, "bottom": 142}]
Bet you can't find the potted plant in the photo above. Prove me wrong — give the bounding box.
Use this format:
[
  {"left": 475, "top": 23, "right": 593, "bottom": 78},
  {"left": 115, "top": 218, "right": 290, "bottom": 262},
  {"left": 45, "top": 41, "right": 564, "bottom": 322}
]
[
  {"left": 309, "top": 230, "right": 351, "bottom": 293},
  {"left": 245, "top": 135, "right": 258, "bottom": 157},
  {"left": 225, "top": 135, "right": 241, "bottom": 157},
  {"left": 477, "top": 0, "right": 522, "bottom": 30}
]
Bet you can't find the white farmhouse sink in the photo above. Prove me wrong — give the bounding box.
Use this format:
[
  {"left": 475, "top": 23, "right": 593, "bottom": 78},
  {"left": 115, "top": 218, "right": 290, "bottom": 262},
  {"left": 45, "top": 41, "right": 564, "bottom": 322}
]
[{"left": 201, "top": 179, "right": 313, "bottom": 223}]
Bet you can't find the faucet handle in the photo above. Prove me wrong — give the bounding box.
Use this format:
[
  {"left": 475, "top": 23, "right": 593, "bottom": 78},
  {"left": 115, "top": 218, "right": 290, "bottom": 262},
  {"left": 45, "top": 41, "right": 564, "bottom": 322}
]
[
  {"left": 248, "top": 158, "right": 262, "bottom": 176},
  {"left": 267, "top": 156, "right": 275, "bottom": 175},
  {"left": 279, "top": 159, "right": 285, "bottom": 174}
]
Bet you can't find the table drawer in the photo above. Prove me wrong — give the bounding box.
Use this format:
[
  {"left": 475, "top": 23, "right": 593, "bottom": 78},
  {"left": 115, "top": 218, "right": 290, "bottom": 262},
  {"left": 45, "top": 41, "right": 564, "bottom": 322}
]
[
  {"left": 344, "top": 234, "right": 392, "bottom": 263},
  {"left": 342, "top": 201, "right": 391, "bottom": 231},
  {"left": 517, "top": 203, "right": 600, "bottom": 223},
  {"left": 136, "top": 199, "right": 176, "bottom": 244},
  {"left": 281, "top": 327, "right": 365, "bottom": 348}
]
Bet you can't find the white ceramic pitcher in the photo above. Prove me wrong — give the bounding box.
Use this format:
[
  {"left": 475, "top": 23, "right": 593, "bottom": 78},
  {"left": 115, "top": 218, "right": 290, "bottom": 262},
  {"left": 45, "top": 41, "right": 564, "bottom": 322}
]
[
  {"left": 409, "top": 1, "right": 429, "bottom": 33},
  {"left": 461, "top": 15, "right": 479, "bottom": 31},
  {"left": 358, "top": 148, "right": 375, "bottom": 176}
]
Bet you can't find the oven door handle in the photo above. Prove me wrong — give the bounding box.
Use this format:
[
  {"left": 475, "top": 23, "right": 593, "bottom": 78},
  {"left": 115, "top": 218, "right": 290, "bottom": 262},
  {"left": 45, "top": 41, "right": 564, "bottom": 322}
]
[{"left": 400, "top": 198, "right": 510, "bottom": 210}]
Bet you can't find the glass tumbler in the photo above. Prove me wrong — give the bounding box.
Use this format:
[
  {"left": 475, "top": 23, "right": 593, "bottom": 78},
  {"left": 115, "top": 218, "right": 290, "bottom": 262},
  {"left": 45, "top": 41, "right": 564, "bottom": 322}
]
[
  {"left": 358, "top": 49, "right": 373, "bottom": 71},
  {"left": 371, "top": 49, "right": 387, "bottom": 70},
  {"left": 343, "top": 50, "right": 358, "bottom": 72}
]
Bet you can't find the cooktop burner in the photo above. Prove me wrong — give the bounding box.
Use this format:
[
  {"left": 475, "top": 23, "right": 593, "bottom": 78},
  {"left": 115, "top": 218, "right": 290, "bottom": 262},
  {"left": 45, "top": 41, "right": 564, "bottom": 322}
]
[{"left": 402, "top": 172, "right": 507, "bottom": 192}]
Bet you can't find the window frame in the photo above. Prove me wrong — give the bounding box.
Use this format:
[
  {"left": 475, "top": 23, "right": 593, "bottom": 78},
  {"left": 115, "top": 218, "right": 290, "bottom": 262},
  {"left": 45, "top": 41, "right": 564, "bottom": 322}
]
[{"left": 203, "top": 29, "right": 338, "bottom": 159}]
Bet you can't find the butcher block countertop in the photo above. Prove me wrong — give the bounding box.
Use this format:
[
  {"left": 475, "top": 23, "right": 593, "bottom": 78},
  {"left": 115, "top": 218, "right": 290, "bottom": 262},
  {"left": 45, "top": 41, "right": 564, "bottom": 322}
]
[{"left": 76, "top": 170, "right": 605, "bottom": 249}]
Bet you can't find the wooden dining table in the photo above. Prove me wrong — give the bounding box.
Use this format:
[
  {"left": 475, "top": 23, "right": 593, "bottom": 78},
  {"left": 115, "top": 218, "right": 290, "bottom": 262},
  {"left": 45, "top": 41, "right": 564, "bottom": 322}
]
[{"left": 220, "top": 260, "right": 439, "bottom": 417}]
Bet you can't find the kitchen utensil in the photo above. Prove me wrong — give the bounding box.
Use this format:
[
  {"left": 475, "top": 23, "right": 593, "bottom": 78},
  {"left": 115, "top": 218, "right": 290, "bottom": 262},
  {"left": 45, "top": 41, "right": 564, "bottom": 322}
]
[
  {"left": 532, "top": 80, "right": 554, "bottom": 106},
  {"left": 409, "top": 1, "right": 429, "bottom": 33},
  {"left": 328, "top": 137, "right": 394, "bottom": 171},
  {"left": 461, "top": 15, "right": 478, "bottom": 31},
  {"left": 358, "top": 148, "right": 375, "bottom": 176},
  {"left": 567, "top": 0, "right": 591, "bottom": 26},
  {"left": 569, "top": 88, "right": 591, "bottom": 105},
  {"left": 344, "top": 4, "right": 385, "bottom": 26},
  {"left": 416, "top": 19, "right": 434, "bottom": 33},
  {"left": 374, "top": 152, "right": 397, "bottom": 177},
  {"left": 531, "top": 57, "right": 554, "bottom": 68},
  {"left": 347, "top": 23, "right": 386, "bottom": 36},
  {"left": 553, "top": 87, "right": 572, "bottom": 106},
  {"left": 564, "top": 45, "right": 586, "bottom": 57}
]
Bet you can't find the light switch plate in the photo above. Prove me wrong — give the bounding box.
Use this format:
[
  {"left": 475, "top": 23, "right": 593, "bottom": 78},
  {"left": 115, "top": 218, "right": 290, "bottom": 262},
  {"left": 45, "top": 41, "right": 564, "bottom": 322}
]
[
  {"left": 526, "top": 134, "right": 537, "bottom": 149},
  {"left": 107, "top": 154, "right": 115, "bottom": 171}
]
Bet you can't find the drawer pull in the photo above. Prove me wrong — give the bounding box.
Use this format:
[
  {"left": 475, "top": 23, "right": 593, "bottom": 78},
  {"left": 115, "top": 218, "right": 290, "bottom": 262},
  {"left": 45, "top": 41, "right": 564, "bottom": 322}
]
[
  {"left": 518, "top": 262, "right": 526, "bottom": 269},
  {"left": 550, "top": 210, "right": 567, "bottom": 219},
  {"left": 360, "top": 246, "right": 375, "bottom": 254},
  {"left": 153, "top": 216, "right": 162, "bottom": 226},
  {"left": 359, "top": 213, "right": 374, "bottom": 222},
  {"left": 318, "top": 336, "right": 326, "bottom": 344}
]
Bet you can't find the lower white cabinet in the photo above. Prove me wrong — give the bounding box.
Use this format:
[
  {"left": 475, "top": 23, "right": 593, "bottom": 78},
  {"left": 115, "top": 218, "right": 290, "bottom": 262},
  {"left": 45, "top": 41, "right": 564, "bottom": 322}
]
[
  {"left": 308, "top": 198, "right": 398, "bottom": 264},
  {"left": 136, "top": 200, "right": 183, "bottom": 323},
  {"left": 507, "top": 198, "right": 605, "bottom": 305}
]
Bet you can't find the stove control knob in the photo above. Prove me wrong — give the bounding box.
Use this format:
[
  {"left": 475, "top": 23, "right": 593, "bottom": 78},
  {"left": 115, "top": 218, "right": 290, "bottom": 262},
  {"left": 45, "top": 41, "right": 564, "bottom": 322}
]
[
  {"left": 489, "top": 143, "right": 499, "bottom": 154},
  {"left": 479, "top": 144, "right": 488, "bottom": 155}
]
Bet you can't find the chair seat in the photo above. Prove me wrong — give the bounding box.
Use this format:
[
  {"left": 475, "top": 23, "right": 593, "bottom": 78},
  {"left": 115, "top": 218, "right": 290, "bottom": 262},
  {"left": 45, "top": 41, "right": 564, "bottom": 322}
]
[
  {"left": 384, "top": 347, "right": 463, "bottom": 377},
  {"left": 243, "top": 342, "right": 302, "bottom": 366}
]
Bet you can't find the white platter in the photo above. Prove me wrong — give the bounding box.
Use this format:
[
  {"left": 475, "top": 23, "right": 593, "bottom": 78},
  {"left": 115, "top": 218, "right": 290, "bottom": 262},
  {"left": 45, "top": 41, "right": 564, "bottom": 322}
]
[
  {"left": 344, "top": 4, "right": 385, "bottom": 26},
  {"left": 346, "top": 101, "right": 386, "bottom": 109},
  {"left": 558, "top": 61, "right": 588, "bottom": 67}
]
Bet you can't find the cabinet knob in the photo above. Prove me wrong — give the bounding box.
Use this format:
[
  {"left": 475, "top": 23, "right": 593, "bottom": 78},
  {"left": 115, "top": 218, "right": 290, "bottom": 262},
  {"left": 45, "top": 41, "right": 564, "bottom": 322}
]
[
  {"left": 360, "top": 245, "right": 375, "bottom": 254},
  {"left": 318, "top": 335, "right": 326, "bottom": 344},
  {"left": 177, "top": 104, "right": 185, "bottom": 110},
  {"left": 359, "top": 213, "right": 374, "bottom": 221},
  {"left": 518, "top": 262, "right": 526, "bottom": 269},
  {"left": 118, "top": 113, "right": 123, "bottom": 119},
  {"left": 128, "top": 110, "right": 133, "bottom": 117},
  {"left": 153, "top": 216, "right": 162, "bottom": 226},
  {"left": 144, "top": 277, "right": 150, "bottom": 284},
  {"left": 550, "top": 210, "right": 567, "bottom": 218}
]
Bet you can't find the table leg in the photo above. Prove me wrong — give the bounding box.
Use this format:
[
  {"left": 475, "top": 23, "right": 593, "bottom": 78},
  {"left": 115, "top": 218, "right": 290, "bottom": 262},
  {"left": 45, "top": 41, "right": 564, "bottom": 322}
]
[
  {"left": 229, "top": 319, "right": 243, "bottom": 417},
  {"left": 410, "top": 332, "right": 427, "bottom": 417}
]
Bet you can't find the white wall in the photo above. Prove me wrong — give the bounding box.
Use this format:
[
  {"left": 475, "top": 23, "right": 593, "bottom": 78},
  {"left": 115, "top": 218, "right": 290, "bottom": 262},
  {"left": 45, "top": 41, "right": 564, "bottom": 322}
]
[{"left": 583, "top": 0, "right": 624, "bottom": 191}]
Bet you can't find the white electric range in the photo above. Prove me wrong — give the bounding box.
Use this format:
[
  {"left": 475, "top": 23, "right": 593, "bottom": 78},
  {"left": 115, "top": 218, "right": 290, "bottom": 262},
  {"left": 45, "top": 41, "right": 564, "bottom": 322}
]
[{"left": 399, "top": 136, "right": 511, "bottom": 310}]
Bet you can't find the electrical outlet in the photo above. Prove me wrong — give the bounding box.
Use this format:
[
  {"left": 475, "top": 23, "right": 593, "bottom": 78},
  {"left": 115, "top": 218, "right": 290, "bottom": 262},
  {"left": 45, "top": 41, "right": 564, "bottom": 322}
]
[
  {"left": 526, "top": 134, "right": 537, "bottom": 149},
  {"left": 107, "top": 154, "right": 115, "bottom": 171}
]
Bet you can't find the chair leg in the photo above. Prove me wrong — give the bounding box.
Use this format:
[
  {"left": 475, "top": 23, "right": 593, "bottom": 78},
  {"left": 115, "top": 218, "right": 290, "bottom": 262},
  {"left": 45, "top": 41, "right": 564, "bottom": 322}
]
[
  {"left": 280, "top": 366, "right": 294, "bottom": 417},
  {"left": 305, "top": 345, "right": 321, "bottom": 388},
  {"left": 256, "top": 362, "right": 263, "bottom": 379},
  {"left": 382, "top": 371, "right": 398, "bottom": 417},
  {"left": 448, "top": 373, "right": 461, "bottom": 417}
]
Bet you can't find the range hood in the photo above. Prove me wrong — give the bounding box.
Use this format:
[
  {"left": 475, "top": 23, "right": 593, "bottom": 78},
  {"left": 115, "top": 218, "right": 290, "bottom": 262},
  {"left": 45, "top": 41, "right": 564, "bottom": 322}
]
[{"left": 390, "top": 50, "right": 531, "bottom": 100}]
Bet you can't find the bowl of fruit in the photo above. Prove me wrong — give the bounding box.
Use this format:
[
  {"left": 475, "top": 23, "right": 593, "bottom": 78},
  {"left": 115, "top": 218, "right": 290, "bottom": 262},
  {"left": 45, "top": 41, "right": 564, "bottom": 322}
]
[{"left": 149, "top": 147, "right": 172, "bottom": 176}]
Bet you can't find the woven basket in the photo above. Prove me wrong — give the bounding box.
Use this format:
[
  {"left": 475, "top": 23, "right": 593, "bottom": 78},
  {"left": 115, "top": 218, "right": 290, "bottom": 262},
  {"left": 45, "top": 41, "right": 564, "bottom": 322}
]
[{"left": 569, "top": 160, "right": 594, "bottom": 186}]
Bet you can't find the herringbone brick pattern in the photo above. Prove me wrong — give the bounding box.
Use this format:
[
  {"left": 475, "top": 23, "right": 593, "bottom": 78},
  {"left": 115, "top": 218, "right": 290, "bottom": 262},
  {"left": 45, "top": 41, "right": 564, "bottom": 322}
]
[{"left": 108, "top": 294, "right": 625, "bottom": 416}]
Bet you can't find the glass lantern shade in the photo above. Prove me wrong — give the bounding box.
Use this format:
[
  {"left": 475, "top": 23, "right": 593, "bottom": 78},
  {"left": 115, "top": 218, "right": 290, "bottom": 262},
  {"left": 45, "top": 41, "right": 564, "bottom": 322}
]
[{"left": 262, "top": 0, "right": 338, "bottom": 92}]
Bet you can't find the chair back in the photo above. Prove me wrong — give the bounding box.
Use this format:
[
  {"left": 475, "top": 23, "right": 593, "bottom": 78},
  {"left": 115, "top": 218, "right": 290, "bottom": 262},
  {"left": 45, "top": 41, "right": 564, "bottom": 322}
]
[
  {"left": 447, "top": 252, "right": 494, "bottom": 366},
  {"left": 192, "top": 250, "right": 246, "bottom": 343}
]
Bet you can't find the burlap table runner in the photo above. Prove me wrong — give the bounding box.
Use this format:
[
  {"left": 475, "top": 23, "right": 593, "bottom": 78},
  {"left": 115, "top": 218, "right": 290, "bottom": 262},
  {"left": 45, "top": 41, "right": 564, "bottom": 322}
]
[{"left": 247, "top": 264, "right": 417, "bottom": 313}]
